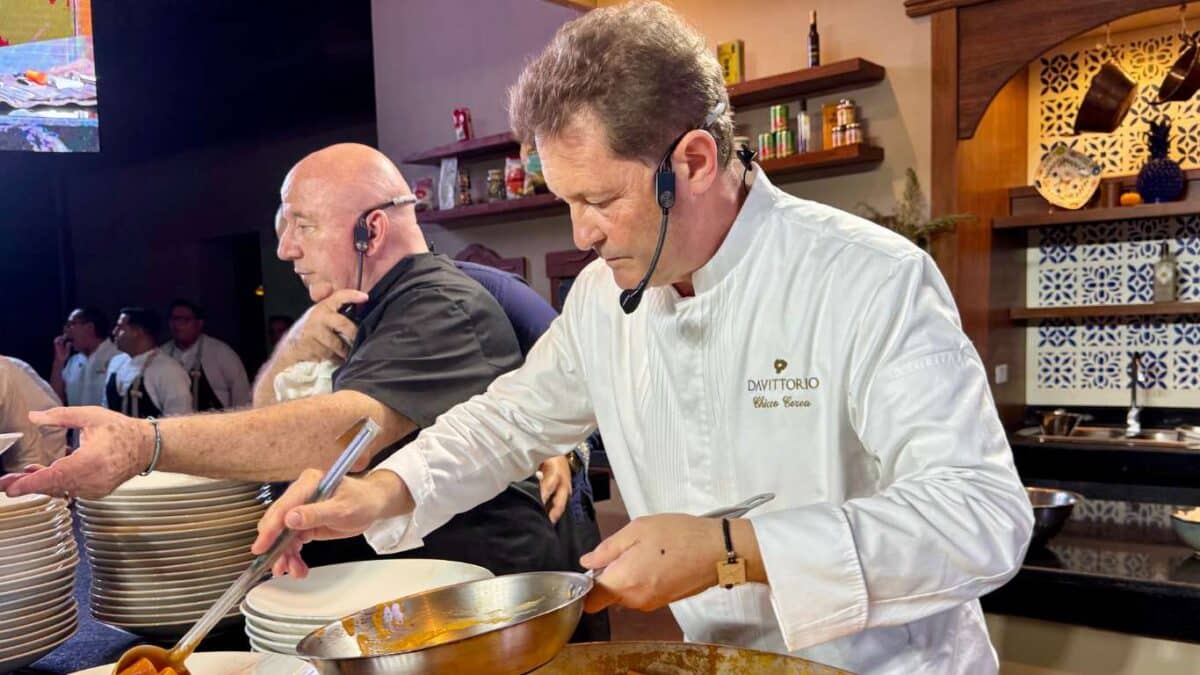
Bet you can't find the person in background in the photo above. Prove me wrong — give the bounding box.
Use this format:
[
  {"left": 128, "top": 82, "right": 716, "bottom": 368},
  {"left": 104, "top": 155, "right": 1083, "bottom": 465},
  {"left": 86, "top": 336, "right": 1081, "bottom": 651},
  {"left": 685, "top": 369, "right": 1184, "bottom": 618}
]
[
  {"left": 106, "top": 307, "right": 193, "bottom": 418},
  {"left": 0, "top": 355, "right": 67, "bottom": 473},
  {"left": 50, "top": 307, "right": 120, "bottom": 407},
  {"left": 164, "top": 299, "right": 251, "bottom": 411},
  {"left": 454, "top": 258, "right": 610, "bottom": 641},
  {"left": 266, "top": 314, "right": 295, "bottom": 351},
  {"left": 6, "top": 144, "right": 579, "bottom": 585}
]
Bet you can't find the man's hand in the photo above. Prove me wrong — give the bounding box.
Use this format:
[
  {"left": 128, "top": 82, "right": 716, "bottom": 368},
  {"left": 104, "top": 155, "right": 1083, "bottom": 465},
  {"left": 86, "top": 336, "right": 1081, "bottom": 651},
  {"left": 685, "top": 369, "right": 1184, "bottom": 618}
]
[
  {"left": 580, "top": 514, "right": 731, "bottom": 613},
  {"left": 280, "top": 289, "right": 368, "bottom": 363},
  {"left": 52, "top": 336, "right": 70, "bottom": 365},
  {"left": 251, "top": 469, "right": 410, "bottom": 579},
  {"left": 1, "top": 407, "right": 151, "bottom": 499},
  {"left": 538, "top": 456, "right": 573, "bottom": 524}
]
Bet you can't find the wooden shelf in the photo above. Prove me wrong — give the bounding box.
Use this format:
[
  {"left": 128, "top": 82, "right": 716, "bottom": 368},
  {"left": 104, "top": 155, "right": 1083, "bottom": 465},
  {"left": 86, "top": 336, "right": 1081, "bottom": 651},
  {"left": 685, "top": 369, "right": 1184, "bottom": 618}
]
[
  {"left": 402, "top": 58, "right": 886, "bottom": 167},
  {"left": 994, "top": 202, "right": 1200, "bottom": 230},
  {"left": 419, "top": 193, "right": 566, "bottom": 229},
  {"left": 1011, "top": 302, "right": 1200, "bottom": 321},
  {"left": 401, "top": 131, "right": 518, "bottom": 166},
  {"left": 727, "top": 58, "right": 886, "bottom": 109},
  {"left": 760, "top": 144, "right": 884, "bottom": 181},
  {"left": 417, "top": 146, "right": 885, "bottom": 228}
]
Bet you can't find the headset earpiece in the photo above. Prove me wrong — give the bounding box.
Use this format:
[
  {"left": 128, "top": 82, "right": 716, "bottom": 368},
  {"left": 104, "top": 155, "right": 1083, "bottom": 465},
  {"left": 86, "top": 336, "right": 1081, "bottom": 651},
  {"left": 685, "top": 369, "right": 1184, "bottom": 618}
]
[
  {"left": 353, "top": 216, "right": 370, "bottom": 253},
  {"left": 656, "top": 167, "right": 676, "bottom": 211}
]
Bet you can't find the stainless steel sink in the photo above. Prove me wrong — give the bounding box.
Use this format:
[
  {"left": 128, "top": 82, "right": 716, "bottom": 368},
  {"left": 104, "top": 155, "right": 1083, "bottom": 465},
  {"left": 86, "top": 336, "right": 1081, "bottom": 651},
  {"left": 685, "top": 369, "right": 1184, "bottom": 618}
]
[{"left": 1036, "top": 425, "right": 1200, "bottom": 450}]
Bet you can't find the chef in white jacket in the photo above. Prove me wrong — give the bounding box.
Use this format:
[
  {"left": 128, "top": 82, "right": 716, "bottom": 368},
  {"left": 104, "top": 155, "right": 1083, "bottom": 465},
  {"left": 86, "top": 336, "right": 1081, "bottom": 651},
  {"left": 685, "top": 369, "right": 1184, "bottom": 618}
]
[{"left": 196, "top": 4, "right": 1037, "bottom": 674}]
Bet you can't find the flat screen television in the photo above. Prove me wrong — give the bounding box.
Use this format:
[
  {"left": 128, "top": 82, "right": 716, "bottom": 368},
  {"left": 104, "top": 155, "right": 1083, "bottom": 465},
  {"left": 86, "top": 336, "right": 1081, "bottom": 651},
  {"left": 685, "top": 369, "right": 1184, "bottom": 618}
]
[{"left": 0, "top": 0, "right": 97, "bottom": 152}]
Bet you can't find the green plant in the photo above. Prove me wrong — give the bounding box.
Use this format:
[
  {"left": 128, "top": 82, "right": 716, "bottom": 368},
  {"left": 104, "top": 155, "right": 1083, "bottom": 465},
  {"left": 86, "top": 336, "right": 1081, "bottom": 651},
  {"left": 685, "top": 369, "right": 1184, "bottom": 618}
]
[{"left": 857, "top": 168, "right": 974, "bottom": 249}]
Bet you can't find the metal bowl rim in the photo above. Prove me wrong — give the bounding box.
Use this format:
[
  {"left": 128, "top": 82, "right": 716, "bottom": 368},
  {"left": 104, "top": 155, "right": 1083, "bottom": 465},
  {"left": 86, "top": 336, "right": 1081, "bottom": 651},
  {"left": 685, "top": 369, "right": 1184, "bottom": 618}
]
[{"left": 296, "top": 570, "right": 592, "bottom": 662}]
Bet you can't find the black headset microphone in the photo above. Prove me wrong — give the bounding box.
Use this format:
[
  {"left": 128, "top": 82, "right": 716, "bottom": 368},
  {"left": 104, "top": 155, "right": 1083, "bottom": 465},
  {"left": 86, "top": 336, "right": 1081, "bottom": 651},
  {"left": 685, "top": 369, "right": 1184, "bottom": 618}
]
[
  {"left": 337, "top": 194, "right": 418, "bottom": 318},
  {"left": 618, "top": 126, "right": 757, "bottom": 315}
]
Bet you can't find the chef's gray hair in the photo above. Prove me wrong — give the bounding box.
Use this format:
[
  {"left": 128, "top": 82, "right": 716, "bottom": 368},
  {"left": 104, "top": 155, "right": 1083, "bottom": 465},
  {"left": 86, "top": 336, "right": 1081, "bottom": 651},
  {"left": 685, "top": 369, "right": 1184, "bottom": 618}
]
[{"left": 508, "top": 0, "right": 734, "bottom": 168}]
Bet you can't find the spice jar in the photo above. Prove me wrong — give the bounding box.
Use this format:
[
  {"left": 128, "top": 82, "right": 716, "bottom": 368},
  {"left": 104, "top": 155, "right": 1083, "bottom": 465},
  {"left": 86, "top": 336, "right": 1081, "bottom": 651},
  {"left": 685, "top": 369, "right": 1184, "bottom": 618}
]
[
  {"left": 844, "top": 122, "right": 863, "bottom": 145},
  {"left": 486, "top": 169, "right": 505, "bottom": 202},
  {"left": 831, "top": 125, "right": 846, "bottom": 148},
  {"left": 457, "top": 169, "right": 473, "bottom": 206},
  {"left": 836, "top": 99, "right": 857, "bottom": 127}
]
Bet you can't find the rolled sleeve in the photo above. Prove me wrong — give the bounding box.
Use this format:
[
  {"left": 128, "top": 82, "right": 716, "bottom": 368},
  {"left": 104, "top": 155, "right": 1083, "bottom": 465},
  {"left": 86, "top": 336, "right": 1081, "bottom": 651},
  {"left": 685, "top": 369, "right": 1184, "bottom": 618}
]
[
  {"left": 751, "top": 503, "right": 868, "bottom": 651},
  {"left": 363, "top": 451, "right": 434, "bottom": 554}
]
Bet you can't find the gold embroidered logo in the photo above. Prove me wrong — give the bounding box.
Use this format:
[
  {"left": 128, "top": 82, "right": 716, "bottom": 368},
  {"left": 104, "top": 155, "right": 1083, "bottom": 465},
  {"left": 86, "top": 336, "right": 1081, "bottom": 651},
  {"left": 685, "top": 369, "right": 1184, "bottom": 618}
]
[{"left": 773, "top": 358, "right": 788, "bottom": 374}]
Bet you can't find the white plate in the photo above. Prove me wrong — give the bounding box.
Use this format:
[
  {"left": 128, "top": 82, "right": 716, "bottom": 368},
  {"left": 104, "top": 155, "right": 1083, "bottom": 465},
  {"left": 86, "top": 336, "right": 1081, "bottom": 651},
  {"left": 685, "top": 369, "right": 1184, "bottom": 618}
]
[
  {"left": 0, "top": 561, "right": 74, "bottom": 600},
  {"left": 0, "top": 511, "right": 71, "bottom": 541},
  {"left": 77, "top": 491, "right": 268, "bottom": 516},
  {"left": 0, "top": 545, "right": 75, "bottom": 580},
  {"left": 93, "top": 560, "right": 248, "bottom": 585},
  {"left": 80, "top": 484, "right": 266, "bottom": 507},
  {"left": 83, "top": 521, "right": 258, "bottom": 543},
  {"left": 0, "top": 617, "right": 74, "bottom": 671},
  {"left": 0, "top": 503, "right": 65, "bottom": 530},
  {"left": 93, "top": 549, "right": 254, "bottom": 575},
  {"left": 244, "top": 626, "right": 300, "bottom": 654},
  {"left": 91, "top": 596, "right": 224, "bottom": 617},
  {"left": 94, "top": 552, "right": 253, "bottom": 578},
  {"left": 110, "top": 472, "right": 256, "bottom": 495},
  {"left": 248, "top": 637, "right": 298, "bottom": 657},
  {"left": 90, "top": 544, "right": 253, "bottom": 569},
  {"left": 0, "top": 608, "right": 75, "bottom": 653},
  {"left": 0, "top": 433, "right": 21, "bottom": 457},
  {"left": 85, "top": 529, "right": 256, "bottom": 555},
  {"left": 91, "top": 568, "right": 248, "bottom": 593},
  {"left": 93, "top": 608, "right": 241, "bottom": 638},
  {"left": 0, "top": 602, "right": 75, "bottom": 644},
  {"left": 0, "top": 594, "right": 72, "bottom": 630},
  {"left": 82, "top": 508, "right": 263, "bottom": 536},
  {"left": 244, "top": 559, "right": 492, "bottom": 622},
  {"left": 91, "top": 571, "right": 234, "bottom": 593},
  {"left": 0, "top": 580, "right": 71, "bottom": 614},
  {"left": 0, "top": 538, "right": 74, "bottom": 571},
  {"left": 0, "top": 492, "right": 50, "bottom": 517},
  {"left": 79, "top": 502, "right": 266, "bottom": 527},
  {"left": 72, "top": 651, "right": 316, "bottom": 675},
  {"left": 1033, "top": 142, "right": 1102, "bottom": 210},
  {"left": 0, "top": 525, "right": 74, "bottom": 555},
  {"left": 243, "top": 608, "right": 323, "bottom": 634}
]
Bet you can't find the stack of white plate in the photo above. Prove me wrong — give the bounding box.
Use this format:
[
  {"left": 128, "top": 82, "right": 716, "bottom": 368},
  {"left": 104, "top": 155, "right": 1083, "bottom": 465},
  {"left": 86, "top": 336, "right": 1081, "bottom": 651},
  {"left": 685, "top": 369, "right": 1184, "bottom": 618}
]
[
  {"left": 241, "top": 559, "right": 493, "bottom": 655},
  {"left": 0, "top": 494, "right": 78, "bottom": 672},
  {"left": 77, "top": 472, "right": 269, "bottom": 638}
]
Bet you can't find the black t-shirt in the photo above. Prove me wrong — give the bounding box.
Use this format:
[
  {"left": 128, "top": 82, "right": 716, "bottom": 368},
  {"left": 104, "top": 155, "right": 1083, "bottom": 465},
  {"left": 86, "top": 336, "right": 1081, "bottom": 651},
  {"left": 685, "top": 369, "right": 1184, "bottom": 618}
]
[{"left": 334, "top": 253, "right": 522, "bottom": 459}]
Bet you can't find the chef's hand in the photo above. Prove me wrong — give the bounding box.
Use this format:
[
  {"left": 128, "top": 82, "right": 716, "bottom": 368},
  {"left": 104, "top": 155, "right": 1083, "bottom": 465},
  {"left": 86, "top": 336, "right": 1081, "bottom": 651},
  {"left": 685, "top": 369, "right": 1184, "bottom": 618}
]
[
  {"left": 538, "top": 456, "right": 572, "bottom": 525},
  {"left": 1, "top": 407, "right": 151, "bottom": 499},
  {"left": 52, "top": 335, "right": 71, "bottom": 365},
  {"left": 581, "top": 514, "right": 731, "bottom": 613},
  {"left": 281, "top": 289, "right": 368, "bottom": 364},
  {"left": 252, "top": 468, "right": 411, "bottom": 579}
]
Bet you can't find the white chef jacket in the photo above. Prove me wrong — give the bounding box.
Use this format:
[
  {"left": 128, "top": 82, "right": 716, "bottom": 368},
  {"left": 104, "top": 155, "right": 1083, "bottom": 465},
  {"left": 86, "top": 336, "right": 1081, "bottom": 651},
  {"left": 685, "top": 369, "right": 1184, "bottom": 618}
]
[
  {"left": 0, "top": 357, "right": 67, "bottom": 472},
  {"left": 105, "top": 349, "right": 194, "bottom": 416},
  {"left": 163, "top": 335, "right": 251, "bottom": 409},
  {"left": 62, "top": 338, "right": 121, "bottom": 407},
  {"left": 367, "top": 169, "right": 1033, "bottom": 674}
]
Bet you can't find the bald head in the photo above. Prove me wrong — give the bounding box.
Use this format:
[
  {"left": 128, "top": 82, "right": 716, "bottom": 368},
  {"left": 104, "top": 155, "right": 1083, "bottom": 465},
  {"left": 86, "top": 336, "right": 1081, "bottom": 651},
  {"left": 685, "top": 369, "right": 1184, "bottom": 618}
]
[{"left": 276, "top": 143, "right": 426, "bottom": 303}]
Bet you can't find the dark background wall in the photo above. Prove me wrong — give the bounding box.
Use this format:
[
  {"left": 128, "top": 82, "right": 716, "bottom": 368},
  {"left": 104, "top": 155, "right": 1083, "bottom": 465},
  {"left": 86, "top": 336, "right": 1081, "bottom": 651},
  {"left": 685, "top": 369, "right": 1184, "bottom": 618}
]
[{"left": 0, "top": 0, "right": 377, "bottom": 377}]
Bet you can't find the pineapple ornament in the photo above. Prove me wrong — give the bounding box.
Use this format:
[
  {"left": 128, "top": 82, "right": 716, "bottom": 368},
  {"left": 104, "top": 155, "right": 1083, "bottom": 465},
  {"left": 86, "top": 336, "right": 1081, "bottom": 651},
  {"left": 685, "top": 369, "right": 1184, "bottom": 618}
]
[{"left": 1136, "top": 117, "right": 1186, "bottom": 203}]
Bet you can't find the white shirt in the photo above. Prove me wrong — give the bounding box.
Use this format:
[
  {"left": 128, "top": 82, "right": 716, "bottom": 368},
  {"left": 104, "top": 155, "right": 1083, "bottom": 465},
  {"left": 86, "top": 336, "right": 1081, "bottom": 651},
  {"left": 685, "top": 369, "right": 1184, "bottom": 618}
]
[
  {"left": 163, "top": 335, "right": 251, "bottom": 409},
  {"left": 105, "top": 349, "right": 194, "bottom": 416},
  {"left": 62, "top": 338, "right": 121, "bottom": 407},
  {"left": 367, "top": 170, "right": 1033, "bottom": 674},
  {"left": 0, "top": 357, "right": 67, "bottom": 472}
]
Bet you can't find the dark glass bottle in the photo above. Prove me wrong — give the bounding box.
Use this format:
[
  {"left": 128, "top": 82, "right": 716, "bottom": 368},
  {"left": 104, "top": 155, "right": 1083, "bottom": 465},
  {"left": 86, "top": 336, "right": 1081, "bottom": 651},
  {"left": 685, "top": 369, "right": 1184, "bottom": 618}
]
[{"left": 808, "top": 10, "right": 820, "bottom": 68}]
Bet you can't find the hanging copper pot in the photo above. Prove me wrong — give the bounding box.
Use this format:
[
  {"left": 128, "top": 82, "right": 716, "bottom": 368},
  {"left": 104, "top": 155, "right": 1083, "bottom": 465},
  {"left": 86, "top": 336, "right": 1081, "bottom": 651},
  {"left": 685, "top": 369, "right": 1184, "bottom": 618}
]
[
  {"left": 1157, "top": 32, "right": 1200, "bottom": 104},
  {"left": 1074, "top": 63, "right": 1138, "bottom": 134}
]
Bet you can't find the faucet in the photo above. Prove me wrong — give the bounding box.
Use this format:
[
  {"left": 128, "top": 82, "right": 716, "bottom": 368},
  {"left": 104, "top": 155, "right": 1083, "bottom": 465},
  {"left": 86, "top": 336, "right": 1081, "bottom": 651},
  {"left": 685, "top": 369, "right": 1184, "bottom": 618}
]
[{"left": 1127, "top": 351, "right": 1143, "bottom": 437}]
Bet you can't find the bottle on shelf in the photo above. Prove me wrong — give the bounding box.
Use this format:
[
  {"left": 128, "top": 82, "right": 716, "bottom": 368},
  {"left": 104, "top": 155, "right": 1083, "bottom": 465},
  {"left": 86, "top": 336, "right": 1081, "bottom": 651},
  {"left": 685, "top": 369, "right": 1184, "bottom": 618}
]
[
  {"left": 808, "top": 10, "right": 820, "bottom": 68},
  {"left": 1154, "top": 241, "right": 1179, "bottom": 303},
  {"left": 797, "top": 99, "right": 811, "bottom": 153}
]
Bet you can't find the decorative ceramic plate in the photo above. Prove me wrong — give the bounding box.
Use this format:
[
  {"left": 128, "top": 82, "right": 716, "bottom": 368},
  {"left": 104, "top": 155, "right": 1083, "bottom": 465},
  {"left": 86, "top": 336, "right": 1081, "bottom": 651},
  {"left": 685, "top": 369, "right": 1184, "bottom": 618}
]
[{"left": 1034, "top": 142, "right": 1103, "bottom": 209}]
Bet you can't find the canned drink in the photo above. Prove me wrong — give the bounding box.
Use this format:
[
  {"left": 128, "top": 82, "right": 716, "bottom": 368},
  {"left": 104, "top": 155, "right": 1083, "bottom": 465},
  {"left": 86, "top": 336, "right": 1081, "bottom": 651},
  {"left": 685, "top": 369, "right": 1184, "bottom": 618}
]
[
  {"left": 758, "top": 132, "right": 774, "bottom": 161},
  {"left": 776, "top": 129, "right": 794, "bottom": 158},
  {"left": 832, "top": 125, "right": 845, "bottom": 148},
  {"left": 770, "top": 104, "right": 790, "bottom": 132}
]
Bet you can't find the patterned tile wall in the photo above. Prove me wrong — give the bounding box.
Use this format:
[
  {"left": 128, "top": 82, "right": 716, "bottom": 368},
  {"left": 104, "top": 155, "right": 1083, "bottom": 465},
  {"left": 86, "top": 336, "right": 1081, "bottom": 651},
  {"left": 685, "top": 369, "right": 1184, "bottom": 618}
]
[
  {"left": 1027, "top": 24, "right": 1200, "bottom": 406},
  {"left": 1033, "top": 30, "right": 1200, "bottom": 176},
  {"left": 1027, "top": 217, "right": 1200, "bottom": 405}
]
